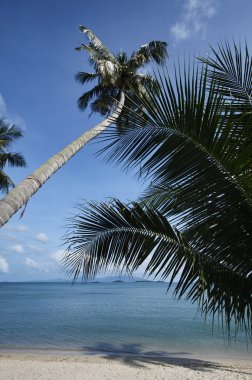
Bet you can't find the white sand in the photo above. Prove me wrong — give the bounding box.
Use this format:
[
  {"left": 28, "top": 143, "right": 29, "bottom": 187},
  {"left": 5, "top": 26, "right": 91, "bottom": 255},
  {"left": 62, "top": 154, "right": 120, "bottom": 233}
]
[{"left": 0, "top": 353, "right": 251, "bottom": 380}]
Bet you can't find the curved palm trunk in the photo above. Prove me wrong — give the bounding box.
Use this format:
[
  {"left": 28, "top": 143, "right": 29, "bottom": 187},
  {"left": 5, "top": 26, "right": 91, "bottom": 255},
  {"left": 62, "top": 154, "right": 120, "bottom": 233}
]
[{"left": 0, "top": 92, "right": 125, "bottom": 228}]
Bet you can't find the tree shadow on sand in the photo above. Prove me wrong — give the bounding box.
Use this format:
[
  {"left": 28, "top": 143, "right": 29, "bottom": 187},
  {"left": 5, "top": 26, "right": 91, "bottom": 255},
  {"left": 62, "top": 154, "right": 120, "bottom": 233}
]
[{"left": 81, "top": 342, "right": 251, "bottom": 375}]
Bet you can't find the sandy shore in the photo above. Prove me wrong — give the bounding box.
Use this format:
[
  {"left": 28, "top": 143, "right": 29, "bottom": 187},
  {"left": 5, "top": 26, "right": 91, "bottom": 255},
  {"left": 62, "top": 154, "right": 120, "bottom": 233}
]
[{"left": 0, "top": 352, "right": 251, "bottom": 380}]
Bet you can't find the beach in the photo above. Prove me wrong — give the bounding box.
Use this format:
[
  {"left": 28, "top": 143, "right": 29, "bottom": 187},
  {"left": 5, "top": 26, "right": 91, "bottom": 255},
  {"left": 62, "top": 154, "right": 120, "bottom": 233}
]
[{"left": 0, "top": 352, "right": 252, "bottom": 380}]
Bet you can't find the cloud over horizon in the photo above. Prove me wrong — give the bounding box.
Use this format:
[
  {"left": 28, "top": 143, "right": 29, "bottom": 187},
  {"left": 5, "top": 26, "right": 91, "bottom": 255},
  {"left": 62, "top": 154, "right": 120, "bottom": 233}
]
[{"left": 25, "top": 257, "right": 41, "bottom": 270}]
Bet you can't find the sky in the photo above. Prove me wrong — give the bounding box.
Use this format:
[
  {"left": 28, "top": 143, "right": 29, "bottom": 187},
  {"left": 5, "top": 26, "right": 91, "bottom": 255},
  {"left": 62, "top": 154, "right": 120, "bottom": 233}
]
[{"left": 0, "top": 0, "right": 251, "bottom": 281}]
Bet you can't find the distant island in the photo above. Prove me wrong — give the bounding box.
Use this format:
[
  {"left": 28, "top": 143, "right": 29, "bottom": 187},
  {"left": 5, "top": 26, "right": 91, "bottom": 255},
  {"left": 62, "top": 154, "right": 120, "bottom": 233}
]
[{"left": 0, "top": 276, "right": 168, "bottom": 283}]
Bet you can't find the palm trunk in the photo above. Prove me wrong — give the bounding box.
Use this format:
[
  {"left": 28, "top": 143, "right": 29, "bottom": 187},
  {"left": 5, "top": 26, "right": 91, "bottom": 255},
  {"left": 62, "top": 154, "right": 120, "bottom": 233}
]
[{"left": 0, "top": 92, "right": 125, "bottom": 228}]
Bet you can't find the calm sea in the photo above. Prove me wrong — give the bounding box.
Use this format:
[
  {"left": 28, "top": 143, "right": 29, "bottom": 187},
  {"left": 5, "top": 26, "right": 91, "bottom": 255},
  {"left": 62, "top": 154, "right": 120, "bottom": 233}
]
[{"left": 0, "top": 282, "right": 251, "bottom": 359}]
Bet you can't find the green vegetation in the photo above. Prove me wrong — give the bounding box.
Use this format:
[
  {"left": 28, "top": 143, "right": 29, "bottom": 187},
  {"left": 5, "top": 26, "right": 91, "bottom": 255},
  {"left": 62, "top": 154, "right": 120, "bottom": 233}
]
[
  {"left": 64, "top": 40, "right": 252, "bottom": 338},
  {"left": 75, "top": 26, "right": 167, "bottom": 127},
  {"left": 0, "top": 119, "right": 26, "bottom": 193}
]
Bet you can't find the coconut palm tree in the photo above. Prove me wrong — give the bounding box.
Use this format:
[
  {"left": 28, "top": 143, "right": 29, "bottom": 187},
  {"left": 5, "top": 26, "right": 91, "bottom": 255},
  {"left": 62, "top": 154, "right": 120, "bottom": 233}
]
[
  {"left": 75, "top": 27, "right": 167, "bottom": 118},
  {"left": 0, "top": 119, "right": 26, "bottom": 193},
  {"left": 64, "top": 41, "right": 252, "bottom": 337},
  {"left": 0, "top": 26, "right": 167, "bottom": 227}
]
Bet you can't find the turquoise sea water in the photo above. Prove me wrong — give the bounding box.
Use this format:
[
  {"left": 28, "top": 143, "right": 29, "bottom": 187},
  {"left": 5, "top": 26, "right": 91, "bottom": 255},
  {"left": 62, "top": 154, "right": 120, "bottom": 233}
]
[{"left": 0, "top": 282, "right": 251, "bottom": 359}]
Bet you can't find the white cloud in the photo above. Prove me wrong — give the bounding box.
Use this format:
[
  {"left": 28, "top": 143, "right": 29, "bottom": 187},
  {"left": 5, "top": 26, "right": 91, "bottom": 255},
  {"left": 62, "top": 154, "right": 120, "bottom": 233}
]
[
  {"left": 171, "top": 23, "right": 190, "bottom": 41},
  {"left": 25, "top": 257, "right": 40, "bottom": 269},
  {"left": 51, "top": 249, "right": 64, "bottom": 264},
  {"left": 10, "top": 244, "right": 25, "bottom": 254},
  {"left": 0, "top": 256, "right": 9, "bottom": 273},
  {"left": 6, "top": 224, "right": 30, "bottom": 233},
  {"left": 35, "top": 233, "right": 49, "bottom": 243},
  {"left": 171, "top": 0, "right": 218, "bottom": 41},
  {"left": 24, "top": 257, "right": 52, "bottom": 273}
]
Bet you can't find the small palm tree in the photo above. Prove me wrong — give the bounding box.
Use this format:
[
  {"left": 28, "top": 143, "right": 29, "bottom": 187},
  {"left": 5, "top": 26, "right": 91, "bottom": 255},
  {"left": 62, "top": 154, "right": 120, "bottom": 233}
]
[
  {"left": 0, "top": 119, "right": 26, "bottom": 193},
  {"left": 0, "top": 26, "right": 167, "bottom": 227},
  {"left": 64, "top": 41, "right": 252, "bottom": 337}
]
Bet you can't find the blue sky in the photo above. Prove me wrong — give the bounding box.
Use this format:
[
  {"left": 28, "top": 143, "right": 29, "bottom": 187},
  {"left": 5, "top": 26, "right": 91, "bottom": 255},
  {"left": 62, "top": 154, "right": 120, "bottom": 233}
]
[{"left": 0, "top": 0, "right": 251, "bottom": 281}]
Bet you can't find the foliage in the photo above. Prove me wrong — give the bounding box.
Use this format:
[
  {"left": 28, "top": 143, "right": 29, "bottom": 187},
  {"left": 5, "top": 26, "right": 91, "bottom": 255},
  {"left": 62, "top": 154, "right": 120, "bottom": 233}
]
[
  {"left": 0, "top": 119, "right": 26, "bottom": 193},
  {"left": 64, "top": 41, "right": 252, "bottom": 338},
  {"left": 75, "top": 25, "right": 168, "bottom": 129}
]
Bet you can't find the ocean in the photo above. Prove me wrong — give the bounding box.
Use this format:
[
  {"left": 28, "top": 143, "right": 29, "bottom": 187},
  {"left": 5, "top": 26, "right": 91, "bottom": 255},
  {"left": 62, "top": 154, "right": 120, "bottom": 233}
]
[{"left": 0, "top": 282, "right": 251, "bottom": 359}]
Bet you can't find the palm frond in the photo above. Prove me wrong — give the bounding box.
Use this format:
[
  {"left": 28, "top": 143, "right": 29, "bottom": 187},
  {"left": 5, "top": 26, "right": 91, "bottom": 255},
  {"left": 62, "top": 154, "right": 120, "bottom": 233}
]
[
  {"left": 96, "top": 64, "right": 252, "bottom": 273},
  {"left": 75, "top": 72, "right": 99, "bottom": 85},
  {"left": 90, "top": 88, "right": 119, "bottom": 116},
  {"left": 199, "top": 40, "right": 252, "bottom": 107},
  {"left": 64, "top": 200, "right": 252, "bottom": 337},
  {"left": 117, "top": 51, "right": 128, "bottom": 65},
  {"left": 78, "top": 25, "right": 117, "bottom": 63},
  {"left": 64, "top": 200, "right": 186, "bottom": 281},
  {"left": 0, "top": 169, "right": 14, "bottom": 193},
  {"left": 0, "top": 120, "right": 23, "bottom": 148},
  {"left": 77, "top": 84, "right": 104, "bottom": 111},
  {"left": 0, "top": 153, "right": 26, "bottom": 168},
  {"left": 0, "top": 120, "right": 26, "bottom": 193},
  {"left": 99, "top": 66, "right": 251, "bottom": 199},
  {"left": 129, "top": 41, "right": 168, "bottom": 69}
]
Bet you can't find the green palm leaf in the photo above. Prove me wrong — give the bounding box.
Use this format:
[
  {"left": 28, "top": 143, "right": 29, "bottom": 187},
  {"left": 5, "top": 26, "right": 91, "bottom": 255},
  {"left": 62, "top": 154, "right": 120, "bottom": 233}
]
[
  {"left": 0, "top": 120, "right": 23, "bottom": 148},
  {"left": 0, "top": 152, "right": 26, "bottom": 168},
  {"left": 90, "top": 88, "right": 119, "bottom": 116},
  {"left": 99, "top": 66, "right": 251, "bottom": 199},
  {"left": 95, "top": 63, "right": 252, "bottom": 286},
  {"left": 199, "top": 40, "right": 252, "bottom": 107},
  {"left": 129, "top": 41, "right": 168, "bottom": 69},
  {"left": 77, "top": 84, "right": 104, "bottom": 110},
  {"left": 75, "top": 72, "right": 99, "bottom": 85},
  {"left": 64, "top": 200, "right": 252, "bottom": 337},
  {"left": 0, "top": 170, "right": 14, "bottom": 193},
  {"left": 0, "top": 120, "right": 26, "bottom": 193}
]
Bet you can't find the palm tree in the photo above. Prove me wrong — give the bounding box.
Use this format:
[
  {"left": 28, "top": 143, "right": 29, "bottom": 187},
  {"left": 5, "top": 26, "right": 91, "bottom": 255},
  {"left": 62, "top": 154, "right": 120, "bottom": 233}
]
[
  {"left": 75, "top": 27, "right": 167, "bottom": 119},
  {"left": 0, "top": 119, "right": 26, "bottom": 193},
  {"left": 0, "top": 26, "right": 167, "bottom": 227},
  {"left": 64, "top": 41, "right": 252, "bottom": 337}
]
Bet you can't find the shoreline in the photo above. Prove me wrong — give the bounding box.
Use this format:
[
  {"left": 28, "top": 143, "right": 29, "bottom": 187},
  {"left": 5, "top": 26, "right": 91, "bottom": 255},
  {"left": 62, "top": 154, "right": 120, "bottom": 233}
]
[
  {"left": 0, "top": 351, "right": 252, "bottom": 380},
  {"left": 0, "top": 345, "right": 251, "bottom": 360}
]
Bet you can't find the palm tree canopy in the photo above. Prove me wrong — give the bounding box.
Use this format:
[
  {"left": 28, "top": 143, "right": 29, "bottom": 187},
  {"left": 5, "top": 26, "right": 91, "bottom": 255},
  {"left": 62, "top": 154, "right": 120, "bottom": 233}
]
[
  {"left": 75, "top": 25, "right": 168, "bottom": 115},
  {"left": 64, "top": 41, "right": 252, "bottom": 338},
  {"left": 0, "top": 119, "right": 26, "bottom": 193}
]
